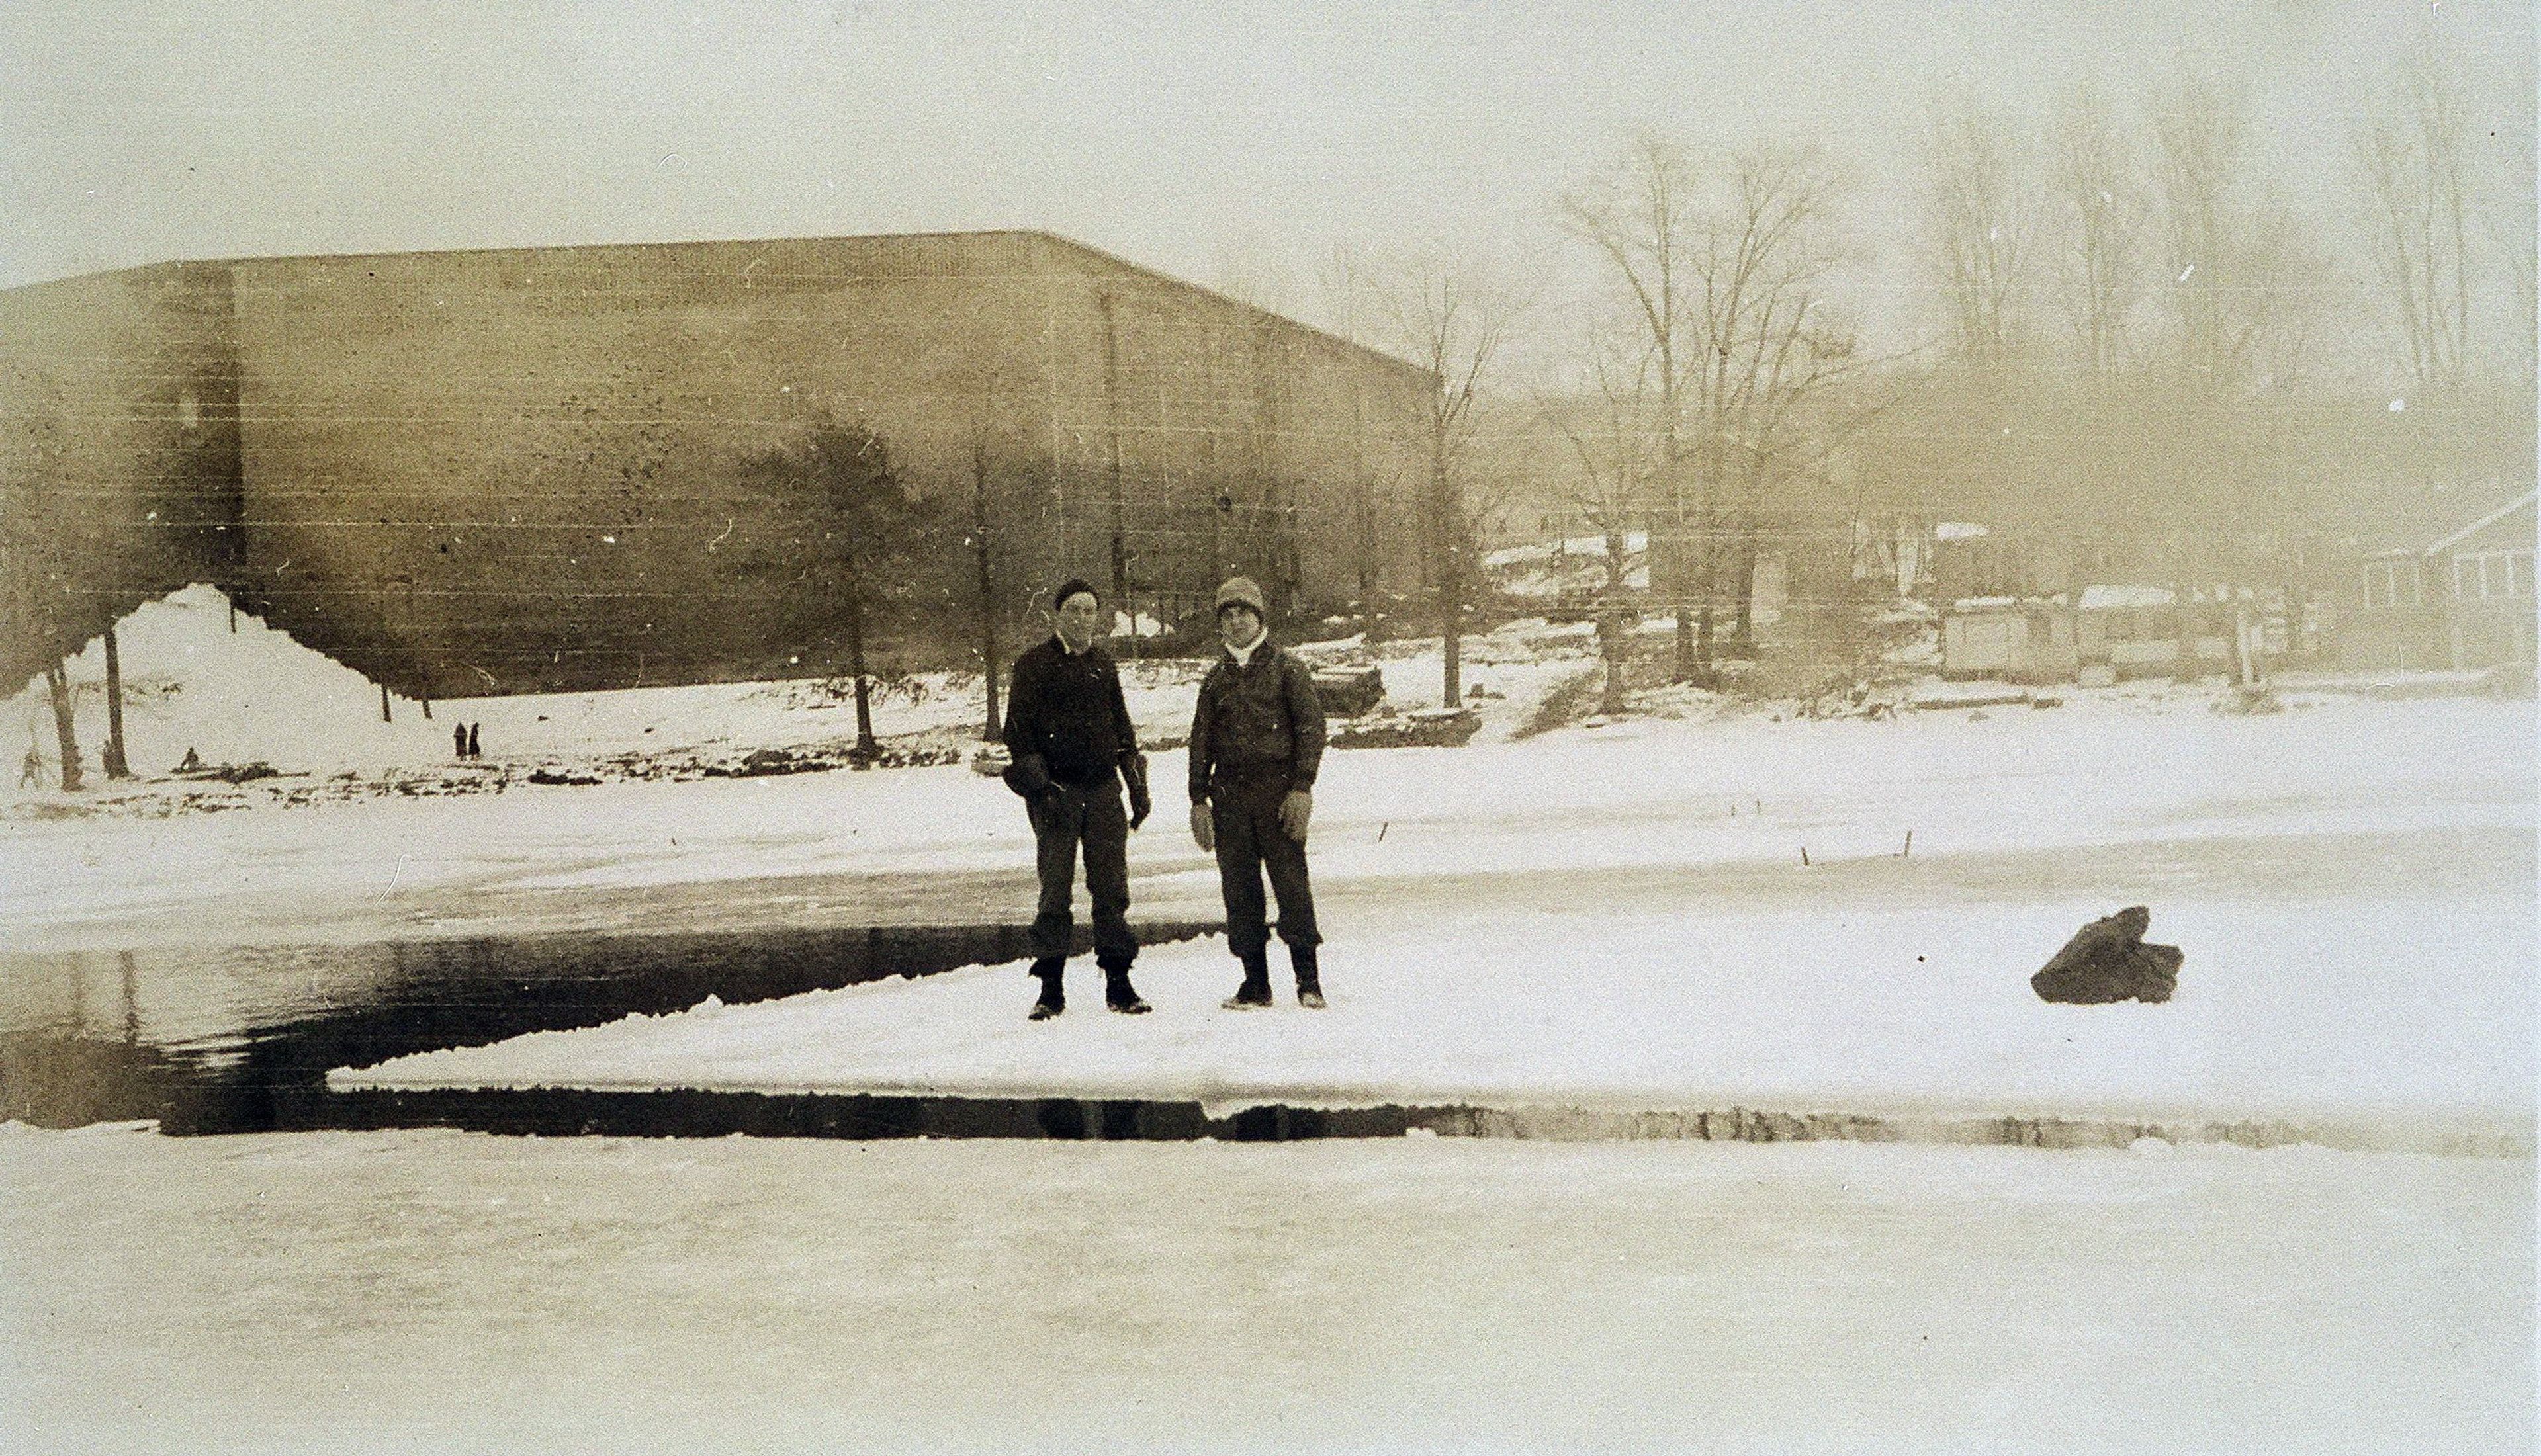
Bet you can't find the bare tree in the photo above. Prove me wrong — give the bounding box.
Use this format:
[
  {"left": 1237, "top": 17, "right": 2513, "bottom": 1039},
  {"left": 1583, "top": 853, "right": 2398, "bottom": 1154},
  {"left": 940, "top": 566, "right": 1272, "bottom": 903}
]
[
  {"left": 1915, "top": 93, "right": 2036, "bottom": 369},
  {"left": 1537, "top": 339, "right": 1659, "bottom": 714},
  {"left": 1371, "top": 251, "right": 1526, "bottom": 708},
  {"left": 1683, "top": 144, "right": 1865, "bottom": 672},
  {"left": 2150, "top": 76, "right": 2319, "bottom": 391},
  {"left": 2146, "top": 76, "right": 2326, "bottom": 677},
  {"left": 2494, "top": 118, "right": 2540, "bottom": 388},
  {"left": 1560, "top": 134, "right": 1701, "bottom": 676},
  {"left": 2047, "top": 82, "right": 2149, "bottom": 379},
  {"left": 2353, "top": 36, "right": 2479, "bottom": 392},
  {"left": 1568, "top": 136, "right": 1863, "bottom": 680}
]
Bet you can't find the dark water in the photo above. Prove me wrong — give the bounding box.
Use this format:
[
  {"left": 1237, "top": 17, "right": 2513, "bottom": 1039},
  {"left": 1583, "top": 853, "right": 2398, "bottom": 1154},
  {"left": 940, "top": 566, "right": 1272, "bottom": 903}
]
[
  {"left": 0, "top": 922, "right": 1219, "bottom": 1136},
  {"left": 308, "top": 1085, "right": 1423, "bottom": 1142}
]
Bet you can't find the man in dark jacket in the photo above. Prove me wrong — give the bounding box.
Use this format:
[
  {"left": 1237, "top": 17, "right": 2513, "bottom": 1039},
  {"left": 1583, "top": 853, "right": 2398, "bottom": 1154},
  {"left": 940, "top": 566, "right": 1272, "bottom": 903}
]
[
  {"left": 1188, "top": 576, "right": 1328, "bottom": 1009},
  {"left": 1003, "top": 579, "right": 1153, "bottom": 1020}
]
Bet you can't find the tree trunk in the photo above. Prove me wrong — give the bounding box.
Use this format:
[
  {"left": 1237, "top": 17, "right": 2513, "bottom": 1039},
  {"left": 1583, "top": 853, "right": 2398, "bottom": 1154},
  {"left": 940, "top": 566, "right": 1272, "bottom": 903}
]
[
  {"left": 102, "top": 628, "right": 130, "bottom": 779},
  {"left": 1730, "top": 535, "right": 1757, "bottom": 650},
  {"left": 1670, "top": 528, "right": 1697, "bottom": 682},
  {"left": 1599, "top": 527, "right": 1631, "bottom": 715},
  {"left": 846, "top": 581, "right": 877, "bottom": 755},
  {"left": 1597, "top": 610, "right": 1628, "bottom": 716},
  {"left": 44, "top": 663, "right": 81, "bottom": 792},
  {"left": 1441, "top": 588, "right": 1462, "bottom": 708},
  {"left": 2171, "top": 579, "right": 2200, "bottom": 681},
  {"left": 1433, "top": 445, "right": 1462, "bottom": 708}
]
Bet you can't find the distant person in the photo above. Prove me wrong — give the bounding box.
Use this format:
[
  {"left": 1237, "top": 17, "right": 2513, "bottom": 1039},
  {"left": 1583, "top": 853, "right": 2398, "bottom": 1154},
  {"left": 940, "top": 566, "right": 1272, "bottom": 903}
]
[
  {"left": 1000, "top": 578, "right": 1151, "bottom": 1020},
  {"left": 1188, "top": 576, "right": 1328, "bottom": 1008},
  {"left": 467, "top": 722, "right": 482, "bottom": 759},
  {"left": 18, "top": 742, "right": 41, "bottom": 789},
  {"left": 455, "top": 722, "right": 469, "bottom": 759}
]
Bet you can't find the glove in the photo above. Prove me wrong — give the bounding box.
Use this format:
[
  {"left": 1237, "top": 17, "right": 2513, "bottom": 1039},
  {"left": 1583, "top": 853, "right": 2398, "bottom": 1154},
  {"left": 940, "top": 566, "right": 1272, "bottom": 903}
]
[
  {"left": 1278, "top": 789, "right": 1313, "bottom": 842},
  {"left": 1122, "top": 751, "right": 1152, "bottom": 830},
  {"left": 999, "top": 752, "right": 1051, "bottom": 800},
  {"left": 1190, "top": 801, "right": 1215, "bottom": 852}
]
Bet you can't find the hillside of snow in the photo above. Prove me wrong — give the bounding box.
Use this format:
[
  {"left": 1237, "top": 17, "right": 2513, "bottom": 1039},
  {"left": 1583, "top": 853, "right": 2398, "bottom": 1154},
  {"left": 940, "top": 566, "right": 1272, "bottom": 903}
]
[{"left": 5, "top": 585, "right": 443, "bottom": 781}]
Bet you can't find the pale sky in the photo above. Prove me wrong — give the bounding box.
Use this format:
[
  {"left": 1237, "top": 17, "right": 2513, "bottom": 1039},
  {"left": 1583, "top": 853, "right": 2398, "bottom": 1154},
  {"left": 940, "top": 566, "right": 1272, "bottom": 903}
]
[{"left": 4, "top": 0, "right": 2532, "bottom": 365}]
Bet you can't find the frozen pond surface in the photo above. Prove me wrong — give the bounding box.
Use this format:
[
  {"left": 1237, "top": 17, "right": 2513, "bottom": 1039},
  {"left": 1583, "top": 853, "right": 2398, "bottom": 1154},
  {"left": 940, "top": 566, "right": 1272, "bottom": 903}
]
[{"left": 3, "top": 1128, "right": 2528, "bottom": 1455}]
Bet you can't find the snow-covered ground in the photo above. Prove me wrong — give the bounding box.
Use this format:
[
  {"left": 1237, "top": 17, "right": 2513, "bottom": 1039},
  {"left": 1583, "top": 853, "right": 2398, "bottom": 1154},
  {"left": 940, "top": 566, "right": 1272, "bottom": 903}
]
[
  {"left": 289, "top": 691, "right": 2536, "bottom": 1141},
  {"left": 3, "top": 1125, "right": 2527, "bottom": 1456},
  {"left": 5, "top": 589, "right": 2532, "bottom": 1454},
  {"left": 1481, "top": 530, "right": 1650, "bottom": 599},
  {"left": 4, "top": 587, "right": 1595, "bottom": 818},
  {"left": 9, "top": 606, "right": 2530, "bottom": 1142}
]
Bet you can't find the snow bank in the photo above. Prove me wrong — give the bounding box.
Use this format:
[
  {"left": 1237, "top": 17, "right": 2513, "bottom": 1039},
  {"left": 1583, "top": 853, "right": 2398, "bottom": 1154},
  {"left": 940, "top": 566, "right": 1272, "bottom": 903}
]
[{"left": 5, "top": 585, "right": 442, "bottom": 787}]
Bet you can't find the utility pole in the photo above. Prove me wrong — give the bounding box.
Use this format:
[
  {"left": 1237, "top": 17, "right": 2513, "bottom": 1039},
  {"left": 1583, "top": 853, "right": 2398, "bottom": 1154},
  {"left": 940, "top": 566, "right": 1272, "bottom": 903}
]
[
  {"left": 972, "top": 438, "right": 1002, "bottom": 740},
  {"left": 1098, "top": 290, "right": 1130, "bottom": 640}
]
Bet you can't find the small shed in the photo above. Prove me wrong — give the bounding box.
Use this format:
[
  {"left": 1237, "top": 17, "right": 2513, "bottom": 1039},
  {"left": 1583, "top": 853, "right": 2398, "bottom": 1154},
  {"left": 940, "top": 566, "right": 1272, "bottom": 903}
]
[
  {"left": 1941, "top": 597, "right": 2076, "bottom": 683},
  {"left": 2073, "top": 585, "right": 2237, "bottom": 681}
]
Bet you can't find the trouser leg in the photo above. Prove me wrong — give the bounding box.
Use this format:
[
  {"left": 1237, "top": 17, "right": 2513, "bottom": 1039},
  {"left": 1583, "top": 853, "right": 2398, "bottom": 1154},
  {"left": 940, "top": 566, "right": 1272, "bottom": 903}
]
[
  {"left": 1260, "top": 808, "right": 1320, "bottom": 950},
  {"left": 1080, "top": 784, "right": 1137, "bottom": 969},
  {"left": 1028, "top": 791, "right": 1083, "bottom": 961},
  {"left": 1212, "top": 796, "right": 1271, "bottom": 957}
]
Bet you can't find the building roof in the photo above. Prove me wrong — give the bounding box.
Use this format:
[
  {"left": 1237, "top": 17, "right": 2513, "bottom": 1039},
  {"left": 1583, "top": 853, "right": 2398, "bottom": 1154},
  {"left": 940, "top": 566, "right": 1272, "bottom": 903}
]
[
  {"left": 2077, "top": 585, "right": 2174, "bottom": 610},
  {"left": 4, "top": 228, "right": 1433, "bottom": 384},
  {"left": 2423, "top": 490, "right": 2536, "bottom": 557}
]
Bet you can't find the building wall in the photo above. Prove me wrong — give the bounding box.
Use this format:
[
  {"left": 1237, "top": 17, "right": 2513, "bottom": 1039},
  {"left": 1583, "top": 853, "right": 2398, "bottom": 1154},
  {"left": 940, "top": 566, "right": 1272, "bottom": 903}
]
[
  {"left": 1943, "top": 605, "right": 2077, "bottom": 683},
  {"left": 226, "top": 232, "right": 1074, "bottom": 693},
  {"left": 2338, "top": 501, "right": 2536, "bottom": 673},
  {"left": 0, "top": 264, "right": 241, "bottom": 696},
  {"left": 0, "top": 231, "right": 1433, "bottom": 699},
  {"left": 1036, "top": 242, "right": 1430, "bottom": 626}
]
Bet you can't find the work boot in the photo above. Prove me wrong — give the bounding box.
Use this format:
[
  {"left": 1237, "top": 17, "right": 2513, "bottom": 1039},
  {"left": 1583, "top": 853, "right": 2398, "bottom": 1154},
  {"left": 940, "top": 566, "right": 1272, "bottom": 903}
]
[
  {"left": 1028, "top": 957, "right": 1066, "bottom": 1021},
  {"left": 1103, "top": 963, "right": 1151, "bottom": 1015},
  {"left": 1292, "top": 945, "right": 1326, "bottom": 1009},
  {"left": 1221, "top": 947, "right": 1273, "bottom": 1009}
]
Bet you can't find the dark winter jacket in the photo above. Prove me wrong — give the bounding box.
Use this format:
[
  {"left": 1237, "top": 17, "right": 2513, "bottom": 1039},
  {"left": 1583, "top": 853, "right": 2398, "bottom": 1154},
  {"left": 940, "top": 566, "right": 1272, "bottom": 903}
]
[
  {"left": 1187, "top": 642, "right": 1325, "bottom": 802},
  {"left": 1003, "top": 636, "right": 1139, "bottom": 790}
]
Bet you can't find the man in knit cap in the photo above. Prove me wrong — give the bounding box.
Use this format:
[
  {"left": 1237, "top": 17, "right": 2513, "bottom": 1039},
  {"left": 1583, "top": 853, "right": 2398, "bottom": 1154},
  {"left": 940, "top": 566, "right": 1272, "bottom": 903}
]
[
  {"left": 1188, "top": 576, "right": 1329, "bottom": 1008},
  {"left": 1001, "top": 578, "right": 1153, "bottom": 1020}
]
